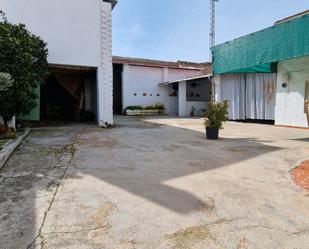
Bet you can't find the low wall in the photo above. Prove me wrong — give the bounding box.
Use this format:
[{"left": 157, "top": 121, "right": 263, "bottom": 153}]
[{"left": 126, "top": 110, "right": 164, "bottom": 116}]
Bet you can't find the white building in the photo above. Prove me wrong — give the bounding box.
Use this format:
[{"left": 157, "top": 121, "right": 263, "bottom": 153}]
[
  {"left": 113, "top": 56, "right": 212, "bottom": 116},
  {"left": 1, "top": 0, "right": 117, "bottom": 126},
  {"left": 212, "top": 10, "right": 309, "bottom": 128},
  {"left": 275, "top": 56, "right": 309, "bottom": 127}
]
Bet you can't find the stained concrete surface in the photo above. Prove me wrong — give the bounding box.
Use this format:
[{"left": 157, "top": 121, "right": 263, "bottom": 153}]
[
  {"left": 292, "top": 160, "right": 309, "bottom": 191},
  {"left": 0, "top": 116, "right": 308, "bottom": 249}
]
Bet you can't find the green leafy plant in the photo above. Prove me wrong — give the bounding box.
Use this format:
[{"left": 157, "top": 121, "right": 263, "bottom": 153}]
[
  {"left": 124, "top": 106, "right": 143, "bottom": 111},
  {"left": 124, "top": 103, "right": 165, "bottom": 115},
  {"left": 125, "top": 103, "right": 165, "bottom": 111},
  {"left": 204, "top": 100, "right": 229, "bottom": 129},
  {"left": 0, "top": 12, "right": 48, "bottom": 127},
  {"left": 144, "top": 105, "right": 153, "bottom": 110},
  {"left": 153, "top": 103, "right": 165, "bottom": 110}
]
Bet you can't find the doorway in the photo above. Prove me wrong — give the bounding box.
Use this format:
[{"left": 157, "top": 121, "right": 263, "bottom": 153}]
[
  {"left": 40, "top": 65, "right": 97, "bottom": 123},
  {"left": 113, "top": 64, "right": 123, "bottom": 115}
]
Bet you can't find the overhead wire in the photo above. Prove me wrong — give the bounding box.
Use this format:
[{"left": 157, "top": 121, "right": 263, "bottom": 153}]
[{"left": 154, "top": 0, "right": 204, "bottom": 48}]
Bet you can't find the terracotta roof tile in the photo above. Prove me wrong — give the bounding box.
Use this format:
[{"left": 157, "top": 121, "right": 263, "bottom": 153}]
[{"left": 112, "top": 56, "right": 211, "bottom": 71}]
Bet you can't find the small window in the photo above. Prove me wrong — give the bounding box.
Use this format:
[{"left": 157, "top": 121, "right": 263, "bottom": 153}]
[{"left": 305, "top": 81, "right": 309, "bottom": 113}]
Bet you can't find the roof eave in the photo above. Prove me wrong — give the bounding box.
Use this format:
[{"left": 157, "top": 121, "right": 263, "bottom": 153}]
[
  {"left": 112, "top": 56, "right": 210, "bottom": 70},
  {"left": 159, "top": 74, "right": 212, "bottom": 86},
  {"left": 103, "top": 0, "right": 118, "bottom": 9}
]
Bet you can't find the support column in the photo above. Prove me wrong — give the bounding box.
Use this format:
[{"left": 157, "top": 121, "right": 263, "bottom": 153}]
[
  {"left": 97, "top": 1, "right": 113, "bottom": 126},
  {"left": 178, "top": 81, "right": 187, "bottom": 117}
]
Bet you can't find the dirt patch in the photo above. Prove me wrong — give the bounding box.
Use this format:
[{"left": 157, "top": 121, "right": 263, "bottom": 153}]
[
  {"left": 76, "top": 132, "right": 119, "bottom": 149},
  {"left": 291, "top": 160, "right": 309, "bottom": 191},
  {"left": 236, "top": 237, "right": 250, "bottom": 249},
  {"left": 86, "top": 202, "right": 117, "bottom": 240},
  {"left": 167, "top": 224, "right": 219, "bottom": 249},
  {"left": 198, "top": 198, "right": 215, "bottom": 213}
]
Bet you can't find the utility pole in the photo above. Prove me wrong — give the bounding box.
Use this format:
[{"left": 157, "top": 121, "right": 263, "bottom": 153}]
[
  {"left": 209, "top": 0, "right": 218, "bottom": 103},
  {"left": 209, "top": 0, "right": 218, "bottom": 60}
]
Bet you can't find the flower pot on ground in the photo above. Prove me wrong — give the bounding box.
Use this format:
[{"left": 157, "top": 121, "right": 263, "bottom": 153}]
[
  {"left": 204, "top": 100, "right": 229, "bottom": 140},
  {"left": 206, "top": 127, "right": 219, "bottom": 140}
]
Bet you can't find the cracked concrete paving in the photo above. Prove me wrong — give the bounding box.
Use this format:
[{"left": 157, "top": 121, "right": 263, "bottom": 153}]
[{"left": 0, "top": 116, "right": 309, "bottom": 249}]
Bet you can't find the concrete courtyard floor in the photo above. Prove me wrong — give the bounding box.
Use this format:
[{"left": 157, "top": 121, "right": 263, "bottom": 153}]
[{"left": 0, "top": 116, "right": 308, "bottom": 249}]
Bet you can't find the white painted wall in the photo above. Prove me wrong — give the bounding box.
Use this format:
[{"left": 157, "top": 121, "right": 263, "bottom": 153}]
[
  {"left": 168, "top": 68, "right": 201, "bottom": 82},
  {"left": 179, "top": 81, "right": 209, "bottom": 117},
  {"left": 2, "top": 0, "right": 113, "bottom": 125},
  {"left": 185, "top": 102, "right": 207, "bottom": 116},
  {"left": 2, "top": 0, "right": 102, "bottom": 67},
  {"left": 122, "top": 65, "right": 201, "bottom": 114},
  {"left": 275, "top": 57, "right": 309, "bottom": 127}
]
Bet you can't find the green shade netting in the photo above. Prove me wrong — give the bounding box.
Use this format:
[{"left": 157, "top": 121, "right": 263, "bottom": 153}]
[{"left": 211, "top": 14, "right": 309, "bottom": 75}]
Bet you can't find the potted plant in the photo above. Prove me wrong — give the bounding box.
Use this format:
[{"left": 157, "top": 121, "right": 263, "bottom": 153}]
[{"left": 204, "top": 100, "right": 229, "bottom": 139}]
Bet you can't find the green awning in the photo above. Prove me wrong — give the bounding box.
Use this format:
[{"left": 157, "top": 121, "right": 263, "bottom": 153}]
[{"left": 211, "top": 14, "right": 309, "bottom": 75}]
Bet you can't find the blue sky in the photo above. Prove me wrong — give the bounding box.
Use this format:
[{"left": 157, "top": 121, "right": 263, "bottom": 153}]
[{"left": 112, "top": 0, "right": 308, "bottom": 62}]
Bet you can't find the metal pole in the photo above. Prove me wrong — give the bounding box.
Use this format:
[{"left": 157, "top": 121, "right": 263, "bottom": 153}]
[
  {"left": 209, "top": 0, "right": 218, "bottom": 104},
  {"left": 209, "top": 0, "right": 216, "bottom": 54}
]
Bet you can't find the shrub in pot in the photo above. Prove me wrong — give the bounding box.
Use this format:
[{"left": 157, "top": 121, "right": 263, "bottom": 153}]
[{"left": 204, "top": 100, "right": 229, "bottom": 139}]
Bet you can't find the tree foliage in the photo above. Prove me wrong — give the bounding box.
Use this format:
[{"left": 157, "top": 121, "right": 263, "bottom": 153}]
[
  {"left": 0, "top": 12, "right": 48, "bottom": 125},
  {"left": 0, "top": 72, "right": 13, "bottom": 91}
]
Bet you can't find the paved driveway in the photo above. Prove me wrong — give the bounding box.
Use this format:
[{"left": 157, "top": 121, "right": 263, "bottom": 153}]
[{"left": 0, "top": 117, "right": 308, "bottom": 249}]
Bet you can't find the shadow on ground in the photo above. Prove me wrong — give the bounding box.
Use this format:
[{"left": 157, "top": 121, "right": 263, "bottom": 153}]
[{"left": 1, "top": 116, "right": 305, "bottom": 248}]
